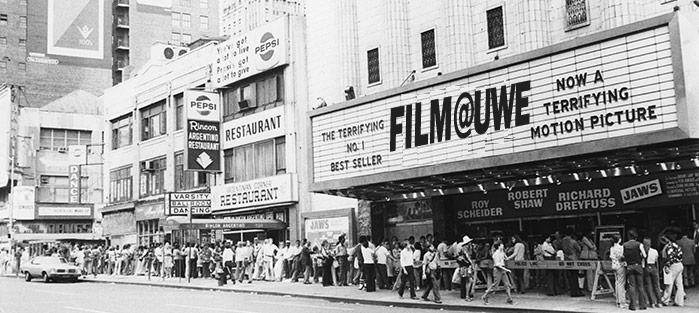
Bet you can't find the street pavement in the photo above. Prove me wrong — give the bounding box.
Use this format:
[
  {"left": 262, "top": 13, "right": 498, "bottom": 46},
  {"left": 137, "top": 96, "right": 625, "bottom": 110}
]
[{"left": 1, "top": 274, "right": 698, "bottom": 313}]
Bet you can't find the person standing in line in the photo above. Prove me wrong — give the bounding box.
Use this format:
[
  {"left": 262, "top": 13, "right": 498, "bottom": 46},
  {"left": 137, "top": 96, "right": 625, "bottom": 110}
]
[
  {"left": 579, "top": 232, "right": 598, "bottom": 292},
  {"left": 262, "top": 239, "right": 278, "bottom": 281},
  {"left": 234, "top": 241, "right": 245, "bottom": 282},
  {"left": 413, "top": 242, "right": 423, "bottom": 291},
  {"left": 676, "top": 233, "right": 696, "bottom": 288},
  {"left": 360, "top": 238, "right": 377, "bottom": 292},
  {"left": 693, "top": 221, "right": 699, "bottom": 285},
  {"left": 542, "top": 235, "right": 559, "bottom": 296},
  {"left": 560, "top": 231, "right": 584, "bottom": 297},
  {"left": 290, "top": 240, "right": 302, "bottom": 282},
  {"left": 610, "top": 234, "right": 627, "bottom": 308},
  {"left": 223, "top": 242, "right": 235, "bottom": 284},
  {"left": 661, "top": 231, "right": 685, "bottom": 307},
  {"left": 623, "top": 229, "right": 648, "bottom": 311},
  {"left": 153, "top": 243, "right": 163, "bottom": 277},
  {"left": 642, "top": 237, "right": 662, "bottom": 308},
  {"left": 437, "top": 239, "right": 453, "bottom": 291},
  {"left": 482, "top": 240, "right": 514, "bottom": 305},
  {"left": 301, "top": 241, "right": 313, "bottom": 284},
  {"left": 163, "top": 242, "right": 173, "bottom": 278},
  {"left": 320, "top": 240, "right": 334, "bottom": 287},
  {"left": 173, "top": 243, "right": 184, "bottom": 278},
  {"left": 185, "top": 242, "right": 199, "bottom": 279},
  {"left": 507, "top": 235, "right": 526, "bottom": 294},
  {"left": 335, "top": 235, "right": 349, "bottom": 286},
  {"left": 398, "top": 240, "right": 418, "bottom": 300},
  {"left": 458, "top": 236, "right": 476, "bottom": 301},
  {"left": 280, "top": 240, "right": 291, "bottom": 279},
  {"left": 421, "top": 243, "right": 442, "bottom": 303},
  {"left": 375, "top": 239, "right": 390, "bottom": 289}
]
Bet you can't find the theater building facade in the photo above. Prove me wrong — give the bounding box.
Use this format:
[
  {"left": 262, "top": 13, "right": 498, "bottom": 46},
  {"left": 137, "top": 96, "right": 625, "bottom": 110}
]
[{"left": 308, "top": 13, "right": 699, "bottom": 245}]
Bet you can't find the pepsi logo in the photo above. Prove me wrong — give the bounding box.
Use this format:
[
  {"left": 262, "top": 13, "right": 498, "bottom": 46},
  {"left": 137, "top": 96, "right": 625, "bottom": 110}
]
[
  {"left": 190, "top": 95, "right": 217, "bottom": 116},
  {"left": 255, "top": 32, "right": 279, "bottom": 61}
]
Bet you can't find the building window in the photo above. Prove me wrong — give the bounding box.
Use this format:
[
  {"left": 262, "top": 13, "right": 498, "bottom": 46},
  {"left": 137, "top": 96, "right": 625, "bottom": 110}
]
[
  {"left": 38, "top": 175, "right": 89, "bottom": 203},
  {"left": 19, "top": 16, "right": 26, "bottom": 28},
  {"left": 565, "top": 0, "right": 590, "bottom": 31},
  {"left": 0, "top": 61, "right": 6, "bottom": 70},
  {"left": 182, "top": 33, "right": 191, "bottom": 44},
  {"left": 140, "top": 157, "right": 166, "bottom": 197},
  {"left": 111, "top": 114, "right": 133, "bottom": 150},
  {"left": 175, "top": 93, "right": 184, "bottom": 130},
  {"left": 486, "top": 6, "right": 506, "bottom": 50},
  {"left": 421, "top": 29, "right": 436, "bottom": 69},
  {"left": 18, "top": 62, "right": 25, "bottom": 71},
  {"left": 110, "top": 166, "right": 132, "bottom": 203},
  {"left": 0, "top": 37, "right": 6, "bottom": 45},
  {"left": 367, "top": 48, "right": 380, "bottom": 84},
  {"left": 19, "top": 39, "right": 26, "bottom": 47},
  {"left": 182, "top": 13, "right": 191, "bottom": 28},
  {"left": 200, "top": 15, "right": 208, "bottom": 30},
  {"left": 175, "top": 152, "right": 212, "bottom": 191},
  {"left": 0, "top": 14, "right": 7, "bottom": 26},
  {"left": 141, "top": 100, "right": 167, "bottom": 141},
  {"left": 172, "top": 12, "right": 181, "bottom": 27},
  {"left": 180, "top": 0, "right": 191, "bottom": 6},
  {"left": 39, "top": 128, "right": 92, "bottom": 151},
  {"left": 223, "top": 137, "right": 285, "bottom": 183},
  {"left": 199, "top": 0, "right": 208, "bottom": 9},
  {"left": 172, "top": 32, "right": 181, "bottom": 43},
  {"left": 255, "top": 74, "right": 282, "bottom": 107}
]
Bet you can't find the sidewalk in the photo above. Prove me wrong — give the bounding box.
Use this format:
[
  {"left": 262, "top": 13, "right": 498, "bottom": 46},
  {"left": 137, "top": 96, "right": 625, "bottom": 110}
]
[{"left": 9, "top": 272, "right": 692, "bottom": 313}]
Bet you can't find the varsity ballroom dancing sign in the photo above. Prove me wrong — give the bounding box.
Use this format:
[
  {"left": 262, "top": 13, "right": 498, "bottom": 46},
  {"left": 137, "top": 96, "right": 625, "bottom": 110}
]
[
  {"left": 312, "top": 26, "right": 677, "bottom": 182},
  {"left": 185, "top": 90, "right": 221, "bottom": 172}
]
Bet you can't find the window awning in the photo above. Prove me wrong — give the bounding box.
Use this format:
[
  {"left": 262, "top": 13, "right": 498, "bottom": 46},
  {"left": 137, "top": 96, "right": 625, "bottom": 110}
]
[{"left": 164, "top": 217, "right": 286, "bottom": 230}]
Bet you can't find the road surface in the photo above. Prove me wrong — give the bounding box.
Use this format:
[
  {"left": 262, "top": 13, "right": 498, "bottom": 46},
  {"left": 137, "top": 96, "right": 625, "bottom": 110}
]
[{"left": 0, "top": 278, "right": 472, "bottom": 313}]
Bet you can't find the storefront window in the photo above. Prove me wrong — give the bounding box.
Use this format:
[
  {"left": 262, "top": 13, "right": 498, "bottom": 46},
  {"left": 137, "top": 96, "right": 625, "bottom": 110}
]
[
  {"left": 223, "top": 137, "right": 285, "bottom": 183},
  {"left": 137, "top": 219, "right": 161, "bottom": 246}
]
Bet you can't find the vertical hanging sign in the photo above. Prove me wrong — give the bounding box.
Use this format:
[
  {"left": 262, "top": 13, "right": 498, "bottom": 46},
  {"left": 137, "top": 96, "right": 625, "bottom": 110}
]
[
  {"left": 184, "top": 90, "right": 221, "bottom": 172},
  {"left": 68, "top": 165, "right": 81, "bottom": 204}
]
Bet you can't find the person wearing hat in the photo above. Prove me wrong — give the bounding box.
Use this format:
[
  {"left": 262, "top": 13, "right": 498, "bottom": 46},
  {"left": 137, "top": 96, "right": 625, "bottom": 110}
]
[{"left": 457, "top": 235, "right": 476, "bottom": 301}]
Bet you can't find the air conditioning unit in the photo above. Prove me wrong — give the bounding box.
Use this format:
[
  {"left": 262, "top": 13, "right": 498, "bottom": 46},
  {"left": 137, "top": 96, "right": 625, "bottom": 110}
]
[
  {"left": 238, "top": 99, "right": 256, "bottom": 110},
  {"left": 142, "top": 161, "right": 155, "bottom": 171},
  {"left": 163, "top": 46, "right": 189, "bottom": 60}
]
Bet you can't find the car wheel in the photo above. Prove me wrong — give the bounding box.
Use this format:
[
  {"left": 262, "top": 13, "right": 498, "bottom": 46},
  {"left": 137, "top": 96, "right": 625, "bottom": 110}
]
[
  {"left": 24, "top": 272, "right": 32, "bottom": 282},
  {"left": 42, "top": 272, "right": 51, "bottom": 283}
]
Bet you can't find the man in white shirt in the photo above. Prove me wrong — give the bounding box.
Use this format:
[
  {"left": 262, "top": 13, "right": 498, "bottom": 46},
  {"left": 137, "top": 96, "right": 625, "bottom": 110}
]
[
  {"left": 223, "top": 242, "right": 235, "bottom": 284},
  {"left": 398, "top": 240, "right": 418, "bottom": 300},
  {"left": 482, "top": 241, "right": 513, "bottom": 305},
  {"left": 360, "top": 239, "right": 376, "bottom": 292},
  {"left": 262, "top": 239, "right": 278, "bottom": 281},
  {"left": 280, "top": 241, "right": 292, "bottom": 279},
  {"left": 542, "top": 236, "right": 559, "bottom": 296},
  {"left": 643, "top": 237, "right": 662, "bottom": 307},
  {"left": 375, "top": 240, "right": 390, "bottom": 289},
  {"left": 436, "top": 239, "right": 454, "bottom": 291}
]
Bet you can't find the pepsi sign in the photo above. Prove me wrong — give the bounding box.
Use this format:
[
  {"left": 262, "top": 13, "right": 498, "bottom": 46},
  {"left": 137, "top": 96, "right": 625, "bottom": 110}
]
[
  {"left": 185, "top": 90, "right": 220, "bottom": 122},
  {"left": 184, "top": 90, "right": 221, "bottom": 172}
]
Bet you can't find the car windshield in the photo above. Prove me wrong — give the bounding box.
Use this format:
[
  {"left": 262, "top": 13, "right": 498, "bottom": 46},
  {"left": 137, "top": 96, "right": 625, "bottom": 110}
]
[{"left": 43, "top": 257, "right": 68, "bottom": 264}]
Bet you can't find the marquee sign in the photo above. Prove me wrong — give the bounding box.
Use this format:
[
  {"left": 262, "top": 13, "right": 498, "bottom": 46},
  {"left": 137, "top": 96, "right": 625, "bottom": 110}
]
[
  {"left": 185, "top": 90, "right": 221, "bottom": 172},
  {"left": 212, "top": 17, "right": 288, "bottom": 89},
  {"left": 311, "top": 26, "right": 677, "bottom": 183},
  {"left": 165, "top": 192, "right": 212, "bottom": 216},
  {"left": 446, "top": 170, "right": 699, "bottom": 222}
]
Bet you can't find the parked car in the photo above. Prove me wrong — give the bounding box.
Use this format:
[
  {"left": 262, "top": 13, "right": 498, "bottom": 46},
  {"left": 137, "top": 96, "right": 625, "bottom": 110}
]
[{"left": 21, "top": 256, "right": 81, "bottom": 283}]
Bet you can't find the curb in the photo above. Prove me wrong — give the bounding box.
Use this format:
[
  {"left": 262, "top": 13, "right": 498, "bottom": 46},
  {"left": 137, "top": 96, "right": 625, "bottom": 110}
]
[{"left": 79, "top": 278, "right": 591, "bottom": 313}]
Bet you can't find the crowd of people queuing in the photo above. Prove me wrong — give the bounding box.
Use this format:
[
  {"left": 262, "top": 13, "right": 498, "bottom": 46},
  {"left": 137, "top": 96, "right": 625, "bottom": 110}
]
[{"left": 1, "top": 220, "right": 696, "bottom": 310}]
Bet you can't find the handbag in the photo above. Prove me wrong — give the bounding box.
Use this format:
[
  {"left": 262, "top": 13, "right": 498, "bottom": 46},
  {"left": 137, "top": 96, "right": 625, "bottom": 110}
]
[{"left": 451, "top": 267, "right": 461, "bottom": 284}]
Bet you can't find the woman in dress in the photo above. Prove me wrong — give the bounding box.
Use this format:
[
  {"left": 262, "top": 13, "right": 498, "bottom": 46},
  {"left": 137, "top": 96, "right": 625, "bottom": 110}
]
[{"left": 162, "top": 241, "right": 173, "bottom": 278}]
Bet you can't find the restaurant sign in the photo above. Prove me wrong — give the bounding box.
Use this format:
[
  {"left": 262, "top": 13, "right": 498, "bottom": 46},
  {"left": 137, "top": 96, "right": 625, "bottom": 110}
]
[
  {"left": 184, "top": 90, "right": 221, "bottom": 172},
  {"left": 211, "top": 173, "right": 297, "bottom": 212},
  {"left": 311, "top": 26, "right": 677, "bottom": 183},
  {"left": 447, "top": 170, "right": 699, "bottom": 222}
]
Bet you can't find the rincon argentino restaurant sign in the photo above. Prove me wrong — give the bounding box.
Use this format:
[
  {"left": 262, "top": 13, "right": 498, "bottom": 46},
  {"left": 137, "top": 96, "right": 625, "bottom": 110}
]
[{"left": 312, "top": 26, "right": 677, "bottom": 183}]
